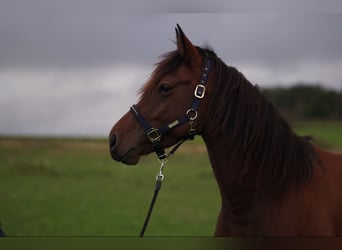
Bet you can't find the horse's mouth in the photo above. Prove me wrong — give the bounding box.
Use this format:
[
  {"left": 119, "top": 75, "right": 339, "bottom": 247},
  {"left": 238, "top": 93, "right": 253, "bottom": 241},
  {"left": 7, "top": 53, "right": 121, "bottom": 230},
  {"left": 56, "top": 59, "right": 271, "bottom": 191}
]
[{"left": 117, "top": 147, "right": 140, "bottom": 165}]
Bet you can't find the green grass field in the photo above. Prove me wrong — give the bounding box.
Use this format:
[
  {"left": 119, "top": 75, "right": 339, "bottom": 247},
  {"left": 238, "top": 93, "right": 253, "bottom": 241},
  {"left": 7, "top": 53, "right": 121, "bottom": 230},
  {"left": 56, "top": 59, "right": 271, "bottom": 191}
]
[{"left": 0, "top": 121, "right": 341, "bottom": 236}]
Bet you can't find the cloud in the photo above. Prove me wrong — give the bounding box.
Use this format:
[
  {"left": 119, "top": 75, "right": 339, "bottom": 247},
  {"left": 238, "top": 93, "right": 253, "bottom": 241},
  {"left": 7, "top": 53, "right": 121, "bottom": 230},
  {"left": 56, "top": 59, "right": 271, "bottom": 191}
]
[
  {"left": 1, "top": 11, "right": 342, "bottom": 70},
  {"left": 1, "top": 1, "right": 342, "bottom": 136},
  {"left": 0, "top": 65, "right": 150, "bottom": 136},
  {"left": 238, "top": 60, "right": 342, "bottom": 89}
]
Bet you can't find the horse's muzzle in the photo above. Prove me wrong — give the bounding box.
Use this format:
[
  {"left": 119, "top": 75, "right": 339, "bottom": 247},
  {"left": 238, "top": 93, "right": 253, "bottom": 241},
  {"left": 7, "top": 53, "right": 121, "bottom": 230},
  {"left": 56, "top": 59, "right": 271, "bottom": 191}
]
[{"left": 109, "top": 132, "right": 140, "bottom": 165}]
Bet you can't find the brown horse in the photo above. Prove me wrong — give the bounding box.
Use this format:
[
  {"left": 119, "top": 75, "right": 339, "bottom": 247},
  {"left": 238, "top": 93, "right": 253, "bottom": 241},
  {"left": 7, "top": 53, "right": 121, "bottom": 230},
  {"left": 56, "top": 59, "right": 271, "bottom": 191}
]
[{"left": 109, "top": 25, "right": 342, "bottom": 236}]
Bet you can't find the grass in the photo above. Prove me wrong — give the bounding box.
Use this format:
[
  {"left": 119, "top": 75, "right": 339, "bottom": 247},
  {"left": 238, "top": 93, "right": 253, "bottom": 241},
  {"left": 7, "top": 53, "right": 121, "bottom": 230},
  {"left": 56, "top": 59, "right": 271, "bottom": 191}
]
[
  {"left": 0, "top": 137, "right": 219, "bottom": 236},
  {"left": 0, "top": 121, "right": 341, "bottom": 236}
]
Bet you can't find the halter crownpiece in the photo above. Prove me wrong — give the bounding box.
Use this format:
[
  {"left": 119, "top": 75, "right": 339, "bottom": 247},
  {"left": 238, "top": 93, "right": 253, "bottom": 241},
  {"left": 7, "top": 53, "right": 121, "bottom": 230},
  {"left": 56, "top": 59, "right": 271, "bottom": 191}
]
[{"left": 130, "top": 55, "right": 212, "bottom": 160}]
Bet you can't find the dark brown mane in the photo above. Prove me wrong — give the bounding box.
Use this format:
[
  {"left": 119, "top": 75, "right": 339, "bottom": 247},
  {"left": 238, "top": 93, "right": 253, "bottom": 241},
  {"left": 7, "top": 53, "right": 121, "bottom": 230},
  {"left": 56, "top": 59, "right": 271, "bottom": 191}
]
[{"left": 205, "top": 49, "right": 321, "bottom": 195}]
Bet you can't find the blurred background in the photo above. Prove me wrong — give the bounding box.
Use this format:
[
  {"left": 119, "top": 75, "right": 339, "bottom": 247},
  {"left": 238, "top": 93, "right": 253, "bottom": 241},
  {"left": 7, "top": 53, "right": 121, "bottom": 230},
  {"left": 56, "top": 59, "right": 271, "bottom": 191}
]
[
  {"left": 1, "top": 0, "right": 342, "bottom": 136},
  {"left": 0, "top": 0, "right": 341, "bottom": 236}
]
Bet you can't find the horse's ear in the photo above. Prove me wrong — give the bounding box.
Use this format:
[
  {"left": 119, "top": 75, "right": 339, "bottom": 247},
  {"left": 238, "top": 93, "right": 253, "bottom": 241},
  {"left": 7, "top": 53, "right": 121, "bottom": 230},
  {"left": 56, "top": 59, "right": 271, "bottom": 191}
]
[{"left": 175, "top": 24, "right": 201, "bottom": 67}]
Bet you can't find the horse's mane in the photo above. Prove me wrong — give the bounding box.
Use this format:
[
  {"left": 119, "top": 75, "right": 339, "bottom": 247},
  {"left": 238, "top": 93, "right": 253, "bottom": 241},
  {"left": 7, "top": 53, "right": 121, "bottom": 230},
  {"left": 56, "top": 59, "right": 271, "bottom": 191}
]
[
  {"left": 202, "top": 47, "right": 321, "bottom": 196},
  {"left": 144, "top": 46, "right": 321, "bottom": 196}
]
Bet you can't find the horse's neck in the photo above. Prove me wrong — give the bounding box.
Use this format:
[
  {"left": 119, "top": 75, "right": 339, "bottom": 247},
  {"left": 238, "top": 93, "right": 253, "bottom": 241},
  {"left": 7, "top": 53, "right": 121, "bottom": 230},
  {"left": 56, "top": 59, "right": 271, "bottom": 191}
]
[{"left": 202, "top": 134, "right": 261, "bottom": 211}]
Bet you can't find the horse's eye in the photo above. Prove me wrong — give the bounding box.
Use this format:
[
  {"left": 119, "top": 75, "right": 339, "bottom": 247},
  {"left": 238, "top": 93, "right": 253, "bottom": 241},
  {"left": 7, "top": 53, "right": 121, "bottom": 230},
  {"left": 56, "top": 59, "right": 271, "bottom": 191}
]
[{"left": 158, "top": 83, "right": 173, "bottom": 95}]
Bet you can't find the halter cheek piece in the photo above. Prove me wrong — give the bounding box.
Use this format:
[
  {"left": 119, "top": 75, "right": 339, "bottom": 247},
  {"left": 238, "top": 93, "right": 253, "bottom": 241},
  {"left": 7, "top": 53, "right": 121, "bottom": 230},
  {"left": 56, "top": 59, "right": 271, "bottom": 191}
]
[{"left": 130, "top": 56, "right": 212, "bottom": 160}]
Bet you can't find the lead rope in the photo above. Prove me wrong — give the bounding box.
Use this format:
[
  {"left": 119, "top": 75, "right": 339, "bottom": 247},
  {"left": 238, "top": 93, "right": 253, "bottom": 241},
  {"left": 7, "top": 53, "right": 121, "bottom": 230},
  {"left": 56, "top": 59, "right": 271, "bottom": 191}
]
[
  {"left": 139, "top": 159, "right": 167, "bottom": 237},
  {"left": 139, "top": 133, "right": 195, "bottom": 237}
]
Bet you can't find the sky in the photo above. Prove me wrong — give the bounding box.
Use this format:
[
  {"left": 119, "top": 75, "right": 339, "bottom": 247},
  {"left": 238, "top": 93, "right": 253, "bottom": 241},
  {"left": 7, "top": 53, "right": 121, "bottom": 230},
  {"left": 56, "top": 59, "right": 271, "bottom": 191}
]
[{"left": 1, "top": 1, "right": 342, "bottom": 136}]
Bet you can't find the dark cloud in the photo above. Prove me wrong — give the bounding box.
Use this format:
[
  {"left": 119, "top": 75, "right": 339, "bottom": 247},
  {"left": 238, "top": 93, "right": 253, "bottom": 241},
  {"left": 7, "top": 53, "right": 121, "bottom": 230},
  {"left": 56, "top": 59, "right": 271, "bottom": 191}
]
[
  {"left": 209, "top": 14, "right": 342, "bottom": 67},
  {"left": 1, "top": 1, "right": 342, "bottom": 70}
]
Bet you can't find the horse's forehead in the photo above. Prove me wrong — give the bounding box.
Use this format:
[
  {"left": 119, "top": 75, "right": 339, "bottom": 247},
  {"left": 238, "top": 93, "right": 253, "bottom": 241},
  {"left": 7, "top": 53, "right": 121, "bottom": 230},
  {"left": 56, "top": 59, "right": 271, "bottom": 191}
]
[{"left": 142, "top": 64, "right": 187, "bottom": 90}]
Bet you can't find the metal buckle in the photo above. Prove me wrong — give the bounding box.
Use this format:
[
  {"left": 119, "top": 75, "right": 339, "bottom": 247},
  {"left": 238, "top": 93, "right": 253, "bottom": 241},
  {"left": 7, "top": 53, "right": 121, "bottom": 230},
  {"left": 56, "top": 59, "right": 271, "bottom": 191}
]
[
  {"left": 194, "top": 84, "right": 206, "bottom": 99},
  {"left": 147, "top": 128, "right": 161, "bottom": 143}
]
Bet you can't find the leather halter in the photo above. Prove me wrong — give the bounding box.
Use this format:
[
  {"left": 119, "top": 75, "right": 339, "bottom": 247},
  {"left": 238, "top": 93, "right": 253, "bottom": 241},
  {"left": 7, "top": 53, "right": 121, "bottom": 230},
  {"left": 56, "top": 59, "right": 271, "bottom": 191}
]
[{"left": 130, "top": 56, "right": 212, "bottom": 160}]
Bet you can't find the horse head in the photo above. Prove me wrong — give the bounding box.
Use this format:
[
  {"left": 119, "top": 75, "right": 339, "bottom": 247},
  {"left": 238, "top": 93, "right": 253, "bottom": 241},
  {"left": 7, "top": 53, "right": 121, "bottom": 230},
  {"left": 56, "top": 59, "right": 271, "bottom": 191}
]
[{"left": 109, "top": 25, "right": 213, "bottom": 165}]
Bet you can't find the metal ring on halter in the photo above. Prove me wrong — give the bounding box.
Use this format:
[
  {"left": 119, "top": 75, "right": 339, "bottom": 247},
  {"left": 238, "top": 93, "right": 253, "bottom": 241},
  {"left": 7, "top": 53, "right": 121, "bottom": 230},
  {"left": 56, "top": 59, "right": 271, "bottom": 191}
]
[{"left": 186, "top": 108, "right": 198, "bottom": 121}]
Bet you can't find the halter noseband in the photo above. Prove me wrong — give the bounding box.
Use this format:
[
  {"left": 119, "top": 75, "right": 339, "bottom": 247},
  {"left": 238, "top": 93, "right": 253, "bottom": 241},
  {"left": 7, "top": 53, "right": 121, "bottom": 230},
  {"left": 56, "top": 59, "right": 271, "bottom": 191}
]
[{"left": 130, "top": 56, "right": 212, "bottom": 160}]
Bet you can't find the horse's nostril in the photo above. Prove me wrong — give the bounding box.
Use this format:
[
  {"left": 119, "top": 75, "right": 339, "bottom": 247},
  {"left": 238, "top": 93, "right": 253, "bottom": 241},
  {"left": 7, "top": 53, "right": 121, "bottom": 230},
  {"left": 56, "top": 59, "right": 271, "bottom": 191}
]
[{"left": 110, "top": 133, "right": 119, "bottom": 150}]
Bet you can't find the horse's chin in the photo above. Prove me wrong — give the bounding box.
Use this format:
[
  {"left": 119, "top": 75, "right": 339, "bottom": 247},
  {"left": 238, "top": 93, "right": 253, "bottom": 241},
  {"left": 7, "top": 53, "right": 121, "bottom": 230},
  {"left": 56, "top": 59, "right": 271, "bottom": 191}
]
[
  {"left": 110, "top": 145, "right": 141, "bottom": 165},
  {"left": 120, "top": 148, "right": 140, "bottom": 165},
  {"left": 122, "top": 156, "right": 140, "bottom": 165}
]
